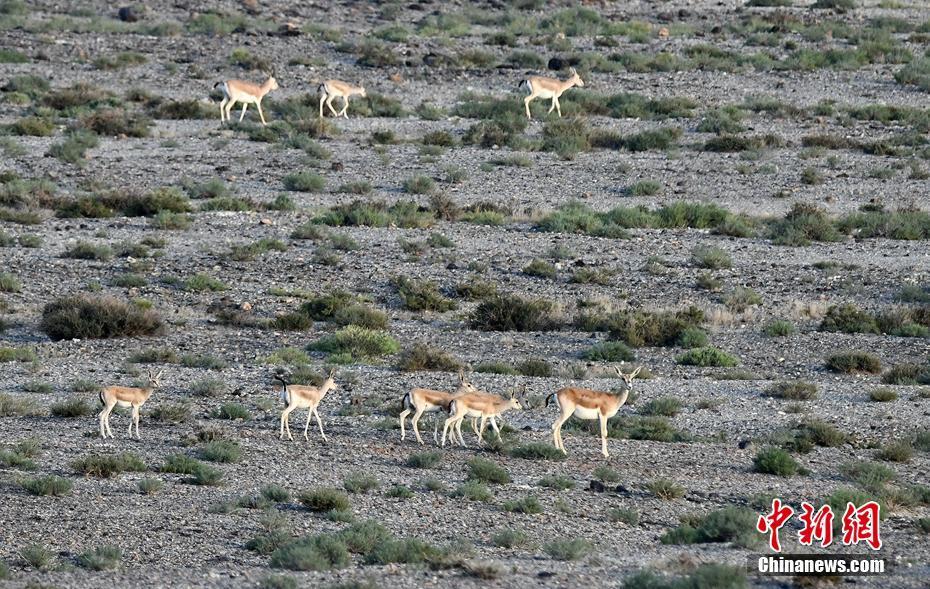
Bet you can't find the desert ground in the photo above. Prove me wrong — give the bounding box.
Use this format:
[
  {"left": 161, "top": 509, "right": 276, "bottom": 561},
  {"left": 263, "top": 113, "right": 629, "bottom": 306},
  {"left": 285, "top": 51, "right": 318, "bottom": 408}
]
[{"left": 1, "top": 0, "right": 929, "bottom": 587}]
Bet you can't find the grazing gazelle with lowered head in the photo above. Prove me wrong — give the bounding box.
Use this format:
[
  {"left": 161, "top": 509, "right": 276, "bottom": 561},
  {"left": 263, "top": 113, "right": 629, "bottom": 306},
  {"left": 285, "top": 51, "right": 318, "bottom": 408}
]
[
  {"left": 399, "top": 369, "right": 479, "bottom": 445},
  {"left": 214, "top": 72, "right": 279, "bottom": 125},
  {"left": 277, "top": 369, "right": 337, "bottom": 442},
  {"left": 98, "top": 370, "right": 162, "bottom": 439},
  {"left": 441, "top": 387, "right": 523, "bottom": 448},
  {"left": 318, "top": 80, "right": 366, "bottom": 119},
  {"left": 547, "top": 366, "right": 642, "bottom": 457},
  {"left": 519, "top": 67, "right": 584, "bottom": 120}
]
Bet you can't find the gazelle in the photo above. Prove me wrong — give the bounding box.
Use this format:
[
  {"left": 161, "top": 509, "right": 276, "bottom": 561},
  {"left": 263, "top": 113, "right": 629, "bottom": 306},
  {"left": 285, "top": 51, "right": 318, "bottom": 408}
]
[
  {"left": 519, "top": 67, "right": 584, "bottom": 120},
  {"left": 547, "top": 366, "right": 642, "bottom": 457},
  {"left": 441, "top": 388, "right": 523, "bottom": 448},
  {"left": 214, "top": 72, "right": 279, "bottom": 125},
  {"left": 318, "top": 80, "right": 366, "bottom": 119},
  {"left": 98, "top": 370, "right": 162, "bottom": 439},
  {"left": 277, "top": 369, "right": 337, "bottom": 442},
  {"left": 399, "top": 369, "right": 479, "bottom": 445}
]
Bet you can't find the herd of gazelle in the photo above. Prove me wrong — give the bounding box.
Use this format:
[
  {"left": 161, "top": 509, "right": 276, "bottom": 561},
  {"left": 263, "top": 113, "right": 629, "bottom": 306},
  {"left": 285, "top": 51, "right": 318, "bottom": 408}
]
[
  {"left": 213, "top": 68, "right": 584, "bottom": 124},
  {"left": 97, "top": 365, "right": 642, "bottom": 458}
]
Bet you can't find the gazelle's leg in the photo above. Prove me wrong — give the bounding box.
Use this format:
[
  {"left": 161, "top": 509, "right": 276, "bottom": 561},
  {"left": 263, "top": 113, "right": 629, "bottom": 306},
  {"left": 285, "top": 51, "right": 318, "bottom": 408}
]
[
  {"left": 553, "top": 409, "right": 572, "bottom": 453},
  {"left": 399, "top": 408, "right": 410, "bottom": 440},
  {"left": 225, "top": 100, "right": 236, "bottom": 121},
  {"left": 489, "top": 417, "right": 502, "bottom": 442},
  {"left": 257, "top": 101, "right": 267, "bottom": 125},
  {"left": 477, "top": 416, "right": 490, "bottom": 446},
  {"left": 433, "top": 417, "right": 439, "bottom": 444},
  {"left": 98, "top": 404, "right": 110, "bottom": 439},
  {"left": 326, "top": 96, "right": 339, "bottom": 117},
  {"left": 304, "top": 409, "right": 312, "bottom": 441},
  {"left": 238, "top": 103, "right": 248, "bottom": 122},
  {"left": 219, "top": 98, "right": 228, "bottom": 122},
  {"left": 281, "top": 406, "right": 295, "bottom": 440},
  {"left": 548, "top": 97, "right": 556, "bottom": 114},
  {"left": 133, "top": 406, "right": 141, "bottom": 439},
  {"left": 440, "top": 415, "right": 455, "bottom": 447},
  {"left": 555, "top": 96, "right": 562, "bottom": 117},
  {"left": 599, "top": 413, "right": 609, "bottom": 457},
  {"left": 319, "top": 94, "right": 326, "bottom": 118},
  {"left": 457, "top": 418, "right": 467, "bottom": 446},
  {"left": 524, "top": 96, "right": 533, "bottom": 119},
  {"left": 105, "top": 406, "right": 114, "bottom": 438},
  {"left": 411, "top": 408, "right": 426, "bottom": 445},
  {"left": 313, "top": 408, "right": 327, "bottom": 442}
]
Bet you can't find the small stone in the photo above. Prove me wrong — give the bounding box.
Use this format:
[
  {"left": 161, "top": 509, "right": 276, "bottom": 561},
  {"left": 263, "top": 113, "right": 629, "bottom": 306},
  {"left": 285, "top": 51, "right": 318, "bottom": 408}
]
[
  {"left": 547, "top": 57, "right": 566, "bottom": 71},
  {"left": 658, "top": 27, "right": 670, "bottom": 39},
  {"left": 589, "top": 480, "right": 606, "bottom": 493},
  {"left": 259, "top": 218, "right": 272, "bottom": 225},
  {"left": 331, "top": 162, "right": 344, "bottom": 172},
  {"left": 117, "top": 6, "right": 140, "bottom": 22},
  {"left": 389, "top": 73, "right": 403, "bottom": 83}
]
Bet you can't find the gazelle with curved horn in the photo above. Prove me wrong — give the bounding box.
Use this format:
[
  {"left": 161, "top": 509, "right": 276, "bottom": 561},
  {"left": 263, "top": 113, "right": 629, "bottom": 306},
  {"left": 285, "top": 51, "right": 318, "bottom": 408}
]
[
  {"left": 214, "top": 68, "right": 279, "bottom": 125},
  {"left": 276, "top": 368, "right": 338, "bottom": 442},
  {"left": 98, "top": 370, "right": 162, "bottom": 439},
  {"left": 399, "top": 369, "right": 479, "bottom": 445},
  {"left": 318, "top": 79, "right": 367, "bottom": 119},
  {"left": 518, "top": 67, "right": 584, "bottom": 120},
  {"left": 546, "top": 366, "right": 641, "bottom": 457}
]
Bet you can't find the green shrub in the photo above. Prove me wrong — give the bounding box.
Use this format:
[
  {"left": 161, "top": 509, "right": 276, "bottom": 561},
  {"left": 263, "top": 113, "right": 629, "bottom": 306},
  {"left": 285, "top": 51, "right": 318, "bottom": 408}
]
[
  {"left": 80, "top": 108, "right": 151, "bottom": 137},
  {"left": 283, "top": 172, "right": 326, "bottom": 192},
  {"left": 638, "top": 397, "right": 682, "bottom": 417},
  {"left": 768, "top": 203, "right": 843, "bottom": 246},
  {"left": 308, "top": 326, "right": 400, "bottom": 362},
  {"left": 543, "top": 538, "right": 591, "bottom": 561},
  {"left": 523, "top": 258, "right": 557, "bottom": 279},
  {"left": 63, "top": 241, "right": 114, "bottom": 260},
  {"left": 599, "top": 307, "right": 704, "bottom": 348},
  {"left": 452, "top": 480, "right": 494, "bottom": 502},
  {"left": 48, "top": 130, "right": 99, "bottom": 164},
  {"left": 343, "top": 472, "right": 379, "bottom": 494},
  {"left": 387, "top": 485, "right": 413, "bottom": 499},
  {"left": 820, "top": 303, "right": 879, "bottom": 334},
  {"left": 403, "top": 175, "right": 436, "bottom": 195},
  {"left": 608, "top": 416, "right": 691, "bottom": 443},
  {"left": 646, "top": 478, "right": 685, "bottom": 499},
  {"left": 503, "top": 495, "right": 543, "bottom": 514},
  {"left": 878, "top": 440, "right": 913, "bottom": 463},
  {"left": 190, "top": 377, "right": 226, "bottom": 397},
  {"left": 840, "top": 461, "right": 895, "bottom": 492},
  {"left": 677, "top": 347, "right": 738, "bottom": 367},
  {"left": 270, "top": 535, "right": 350, "bottom": 571},
  {"left": 41, "top": 295, "right": 164, "bottom": 340},
  {"left": 10, "top": 116, "right": 54, "bottom": 136},
  {"left": 882, "top": 363, "right": 930, "bottom": 385},
  {"left": 138, "top": 477, "right": 163, "bottom": 494},
  {"left": 77, "top": 546, "right": 121, "bottom": 571},
  {"left": 50, "top": 397, "right": 92, "bottom": 417},
  {"left": 298, "top": 488, "right": 350, "bottom": 512},
  {"left": 628, "top": 180, "right": 662, "bottom": 196},
  {"left": 517, "top": 358, "right": 552, "bottom": 377},
  {"left": 20, "top": 544, "right": 53, "bottom": 570},
  {"left": 623, "top": 565, "right": 747, "bottom": 589},
  {"left": 492, "top": 529, "right": 527, "bottom": 548},
  {"left": 21, "top": 475, "right": 72, "bottom": 496},
  {"left": 0, "top": 346, "right": 37, "bottom": 363},
  {"left": 754, "top": 447, "right": 800, "bottom": 476},
  {"left": 582, "top": 341, "right": 635, "bottom": 362},
  {"left": 213, "top": 403, "right": 250, "bottom": 420},
  {"left": 609, "top": 508, "right": 640, "bottom": 526},
  {"left": 407, "top": 451, "right": 442, "bottom": 469},
  {"left": 763, "top": 319, "right": 795, "bottom": 337},
  {"left": 826, "top": 351, "right": 882, "bottom": 374},
  {"left": 393, "top": 276, "right": 456, "bottom": 312},
  {"left": 470, "top": 294, "right": 561, "bottom": 331},
  {"left": 364, "top": 537, "right": 442, "bottom": 565},
  {"left": 691, "top": 245, "right": 731, "bottom": 269},
  {"left": 538, "top": 475, "right": 575, "bottom": 490},
  {"left": 149, "top": 402, "right": 191, "bottom": 423},
  {"left": 510, "top": 443, "right": 566, "bottom": 461},
  {"left": 677, "top": 327, "right": 708, "bottom": 349},
  {"left": 661, "top": 506, "right": 758, "bottom": 547},
  {"left": 466, "top": 457, "right": 510, "bottom": 484},
  {"left": 74, "top": 453, "right": 146, "bottom": 477},
  {"left": 764, "top": 381, "right": 817, "bottom": 400},
  {"left": 895, "top": 56, "right": 930, "bottom": 92},
  {"left": 397, "top": 344, "right": 463, "bottom": 373},
  {"left": 199, "top": 440, "right": 242, "bottom": 463}
]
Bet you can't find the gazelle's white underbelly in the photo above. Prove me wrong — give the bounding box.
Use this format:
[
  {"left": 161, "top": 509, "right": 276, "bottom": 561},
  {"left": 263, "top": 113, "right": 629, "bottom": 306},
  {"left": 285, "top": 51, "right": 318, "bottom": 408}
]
[
  {"left": 534, "top": 88, "right": 557, "bottom": 99},
  {"left": 573, "top": 407, "right": 601, "bottom": 420},
  {"left": 116, "top": 399, "right": 134, "bottom": 408}
]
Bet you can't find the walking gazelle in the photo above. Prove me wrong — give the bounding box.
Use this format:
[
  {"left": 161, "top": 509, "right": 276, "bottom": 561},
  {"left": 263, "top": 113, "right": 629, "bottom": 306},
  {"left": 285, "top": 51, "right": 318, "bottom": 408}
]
[
  {"left": 547, "top": 366, "right": 642, "bottom": 457},
  {"left": 98, "top": 370, "right": 162, "bottom": 439},
  {"left": 399, "top": 369, "right": 479, "bottom": 445},
  {"left": 276, "top": 369, "right": 338, "bottom": 442},
  {"left": 318, "top": 80, "right": 366, "bottom": 119},
  {"left": 215, "top": 71, "right": 279, "bottom": 125},
  {"left": 441, "top": 387, "right": 524, "bottom": 448},
  {"left": 519, "top": 67, "right": 584, "bottom": 120}
]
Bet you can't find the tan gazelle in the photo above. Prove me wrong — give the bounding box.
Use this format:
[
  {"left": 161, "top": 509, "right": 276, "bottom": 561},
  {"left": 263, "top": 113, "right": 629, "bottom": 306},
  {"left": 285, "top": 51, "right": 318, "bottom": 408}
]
[
  {"left": 399, "top": 369, "right": 480, "bottom": 445},
  {"left": 519, "top": 67, "right": 584, "bottom": 120},
  {"left": 214, "top": 72, "right": 279, "bottom": 125},
  {"left": 98, "top": 370, "right": 162, "bottom": 439},
  {"left": 277, "top": 369, "right": 338, "bottom": 442},
  {"left": 547, "top": 366, "right": 642, "bottom": 457},
  {"left": 318, "top": 80, "right": 366, "bottom": 119},
  {"left": 441, "top": 387, "right": 523, "bottom": 448}
]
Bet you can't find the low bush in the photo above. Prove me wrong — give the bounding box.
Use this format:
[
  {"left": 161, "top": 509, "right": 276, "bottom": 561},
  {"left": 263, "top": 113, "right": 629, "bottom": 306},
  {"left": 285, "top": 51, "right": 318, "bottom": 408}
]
[
  {"left": 826, "top": 351, "right": 882, "bottom": 374},
  {"left": 676, "top": 347, "right": 738, "bottom": 367},
  {"left": 41, "top": 295, "right": 164, "bottom": 340},
  {"left": 753, "top": 447, "right": 801, "bottom": 476}
]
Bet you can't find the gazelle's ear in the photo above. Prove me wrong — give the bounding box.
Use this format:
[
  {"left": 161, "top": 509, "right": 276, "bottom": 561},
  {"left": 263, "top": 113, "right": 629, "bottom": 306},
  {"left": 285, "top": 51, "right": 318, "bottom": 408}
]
[
  {"left": 631, "top": 366, "right": 643, "bottom": 378},
  {"left": 155, "top": 370, "right": 164, "bottom": 380},
  {"left": 458, "top": 368, "right": 465, "bottom": 383},
  {"left": 614, "top": 366, "right": 623, "bottom": 377},
  {"left": 328, "top": 368, "right": 336, "bottom": 378}
]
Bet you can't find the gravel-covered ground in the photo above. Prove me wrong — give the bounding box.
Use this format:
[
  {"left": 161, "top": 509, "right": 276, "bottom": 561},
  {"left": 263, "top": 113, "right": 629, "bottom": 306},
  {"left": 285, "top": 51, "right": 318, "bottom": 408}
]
[{"left": 1, "top": 1, "right": 929, "bottom": 587}]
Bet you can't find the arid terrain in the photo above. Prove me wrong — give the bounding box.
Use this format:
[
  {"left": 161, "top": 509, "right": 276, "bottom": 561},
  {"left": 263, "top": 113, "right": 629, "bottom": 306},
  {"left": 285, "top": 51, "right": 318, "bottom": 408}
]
[{"left": 1, "top": 0, "right": 929, "bottom": 587}]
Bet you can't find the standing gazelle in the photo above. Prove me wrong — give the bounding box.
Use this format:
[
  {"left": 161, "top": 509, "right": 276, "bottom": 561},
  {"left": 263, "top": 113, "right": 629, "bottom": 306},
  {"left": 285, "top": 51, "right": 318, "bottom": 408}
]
[
  {"left": 98, "top": 370, "right": 162, "bottom": 439},
  {"left": 547, "top": 366, "right": 642, "bottom": 457},
  {"left": 277, "top": 370, "right": 337, "bottom": 442},
  {"left": 318, "top": 80, "right": 366, "bottom": 119},
  {"left": 399, "top": 369, "right": 479, "bottom": 445},
  {"left": 519, "top": 67, "right": 584, "bottom": 120},
  {"left": 441, "top": 388, "right": 523, "bottom": 448},
  {"left": 215, "top": 73, "right": 279, "bottom": 125}
]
